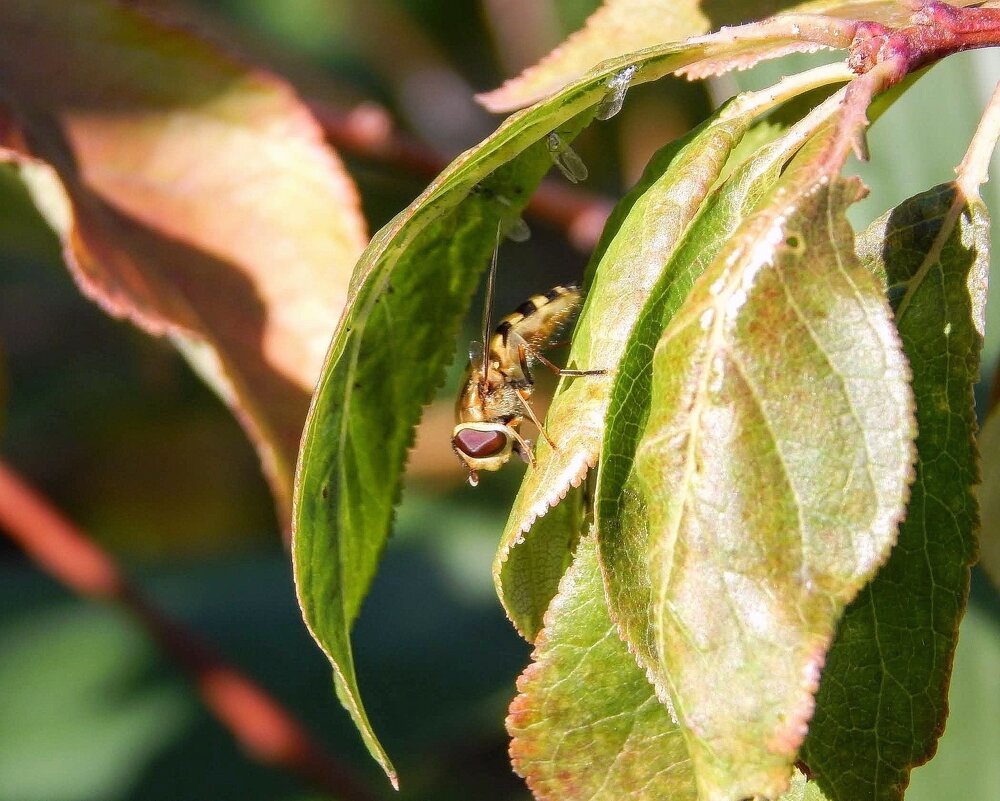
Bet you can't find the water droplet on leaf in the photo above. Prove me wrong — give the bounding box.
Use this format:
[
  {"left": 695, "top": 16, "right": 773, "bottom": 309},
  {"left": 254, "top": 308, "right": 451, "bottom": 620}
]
[{"left": 505, "top": 216, "right": 531, "bottom": 242}]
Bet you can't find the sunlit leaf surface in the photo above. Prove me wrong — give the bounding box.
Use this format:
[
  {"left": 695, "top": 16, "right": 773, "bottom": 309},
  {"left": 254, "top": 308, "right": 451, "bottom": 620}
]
[
  {"left": 496, "top": 70, "right": 851, "bottom": 642},
  {"left": 476, "top": 0, "right": 947, "bottom": 112},
  {"left": 495, "top": 111, "right": 753, "bottom": 639},
  {"left": 293, "top": 34, "right": 778, "bottom": 778},
  {"left": 508, "top": 535, "right": 697, "bottom": 801},
  {"left": 0, "top": 0, "right": 367, "bottom": 524},
  {"left": 597, "top": 92, "right": 847, "bottom": 679},
  {"left": 634, "top": 143, "right": 915, "bottom": 799},
  {"left": 802, "top": 181, "right": 988, "bottom": 801}
]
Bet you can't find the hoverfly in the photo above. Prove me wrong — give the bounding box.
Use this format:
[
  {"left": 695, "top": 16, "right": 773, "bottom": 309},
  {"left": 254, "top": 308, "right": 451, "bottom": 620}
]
[{"left": 451, "top": 223, "right": 604, "bottom": 486}]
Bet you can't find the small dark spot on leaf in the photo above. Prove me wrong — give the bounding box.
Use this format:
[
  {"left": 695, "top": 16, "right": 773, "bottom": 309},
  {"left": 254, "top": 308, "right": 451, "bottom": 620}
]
[
  {"left": 354, "top": 381, "right": 362, "bottom": 390},
  {"left": 786, "top": 235, "right": 800, "bottom": 248},
  {"left": 321, "top": 485, "right": 329, "bottom": 499}
]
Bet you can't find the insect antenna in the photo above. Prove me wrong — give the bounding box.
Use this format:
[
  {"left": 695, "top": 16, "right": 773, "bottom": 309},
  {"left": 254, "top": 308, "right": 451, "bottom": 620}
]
[{"left": 480, "top": 220, "right": 502, "bottom": 384}]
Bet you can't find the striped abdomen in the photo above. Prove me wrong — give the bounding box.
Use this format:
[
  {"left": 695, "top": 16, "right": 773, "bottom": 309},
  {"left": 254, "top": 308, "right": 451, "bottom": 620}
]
[{"left": 488, "top": 284, "right": 583, "bottom": 386}]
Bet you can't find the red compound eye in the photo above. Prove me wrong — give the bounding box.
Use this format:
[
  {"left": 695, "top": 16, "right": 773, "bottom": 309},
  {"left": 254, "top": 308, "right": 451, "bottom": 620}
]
[{"left": 454, "top": 428, "right": 508, "bottom": 458}]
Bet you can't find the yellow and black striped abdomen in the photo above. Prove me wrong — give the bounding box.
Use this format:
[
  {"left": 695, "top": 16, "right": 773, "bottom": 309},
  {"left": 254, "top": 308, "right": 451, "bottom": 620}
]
[{"left": 488, "top": 284, "right": 583, "bottom": 378}]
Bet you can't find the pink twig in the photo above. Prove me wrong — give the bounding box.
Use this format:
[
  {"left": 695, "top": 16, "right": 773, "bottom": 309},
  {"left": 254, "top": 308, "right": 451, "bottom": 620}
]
[{"left": 0, "top": 460, "right": 379, "bottom": 801}]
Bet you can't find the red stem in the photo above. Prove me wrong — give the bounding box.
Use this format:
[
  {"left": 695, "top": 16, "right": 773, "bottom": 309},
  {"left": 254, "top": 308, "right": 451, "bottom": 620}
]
[
  {"left": 0, "top": 460, "right": 379, "bottom": 801},
  {"left": 849, "top": 1, "right": 1000, "bottom": 77}
]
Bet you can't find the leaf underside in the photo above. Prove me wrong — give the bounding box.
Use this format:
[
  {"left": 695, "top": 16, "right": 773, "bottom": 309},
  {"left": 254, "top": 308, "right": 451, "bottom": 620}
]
[{"left": 477, "top": 0, "right": 806, "bottom": 112}]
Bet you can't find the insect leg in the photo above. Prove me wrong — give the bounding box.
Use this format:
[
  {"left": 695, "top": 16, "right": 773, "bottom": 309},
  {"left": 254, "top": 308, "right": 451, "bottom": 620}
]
[
  {"left": 507, "top": 425, "right": 537, "bottom": 467},
  {"left": 519, "top": 342, "right": 606, "bottom": 378},
  {"left": 516, "top": 388, "right": 557, "bottom": 449}
]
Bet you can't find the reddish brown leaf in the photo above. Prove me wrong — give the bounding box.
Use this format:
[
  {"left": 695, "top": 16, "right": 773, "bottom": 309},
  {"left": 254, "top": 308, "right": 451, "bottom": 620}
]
[{"left": 0, "top": 0, "right": 366, "bottom": 525}]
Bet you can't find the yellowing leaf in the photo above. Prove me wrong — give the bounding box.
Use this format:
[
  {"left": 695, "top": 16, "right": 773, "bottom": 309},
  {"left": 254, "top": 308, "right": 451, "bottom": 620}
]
[
  {"left": 635, "top": 146, "right": 915, "bottom": 799},
  {"left": 477, "top": 0, "right": 868, "bottom": 112},
  {"left": 495, "top": 67, "right": 852, "bottom": 641},
  {"left": 509, "top": 535, "right": 697, "bottom": 801},
  {"left": 0, "top": 0, "right": 366, "bottom": 524}
]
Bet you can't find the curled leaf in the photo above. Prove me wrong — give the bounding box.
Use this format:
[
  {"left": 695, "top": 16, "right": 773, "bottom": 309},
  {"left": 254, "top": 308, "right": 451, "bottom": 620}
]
[
  {"left": 597, "top": 87, "right": 849, "bottom": 682},
  {"left": 494, "top": 113, "right": 750, "bottom": 640},
  {"left": 477, "top": 0, "right": 711, "bottom": 113}
]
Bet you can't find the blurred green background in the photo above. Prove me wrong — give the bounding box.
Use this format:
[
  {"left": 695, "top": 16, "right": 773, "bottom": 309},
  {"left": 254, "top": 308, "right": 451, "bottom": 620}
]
[{"left": 1, "top": 2, "right": 998, "bottom": 799}]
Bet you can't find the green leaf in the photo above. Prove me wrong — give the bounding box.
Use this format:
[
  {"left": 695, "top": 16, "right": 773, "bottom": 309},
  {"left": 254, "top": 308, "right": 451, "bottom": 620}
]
[
  {"left": 508, "top": 535, "right": 697, "bottom": 801},
  {"left": 294, "top": 34, "right": 818, "bottom": 779},
  {"left": 496, "top": 487, "right": 583, "bottom": 643},
  {"left": 508, "top": 534, "right": 835, "bottom": 801},
  {"left": 597, "top": 89, "right": 848, "bottom": 679},
  {"left": 801, "top": 182, "right": 988, "bottom": 801},
  {"left": 494, "top": 69, "right": 852, "bottom": 642},
  {"left": 633, "top": 145, "right": 916, "bottom": 799},
  {"left": 978, "top": 407, "right": 1000, "bottom": 592}
]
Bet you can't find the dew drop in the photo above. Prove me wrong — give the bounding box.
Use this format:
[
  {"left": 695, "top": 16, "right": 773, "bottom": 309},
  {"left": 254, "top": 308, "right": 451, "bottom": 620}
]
[
  {"left": 546, "top": 132, "right": 589, "bottom": 183},
  {"left": 595, "top": 65, "right": 637, "bottom": 121},
  {"left": 505, "top": 216, "right": 531, "bottom": 242}
]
